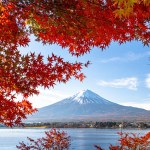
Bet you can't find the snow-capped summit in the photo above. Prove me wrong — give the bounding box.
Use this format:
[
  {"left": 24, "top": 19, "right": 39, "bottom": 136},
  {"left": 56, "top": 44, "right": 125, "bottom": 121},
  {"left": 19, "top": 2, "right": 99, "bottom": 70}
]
[
  {"left": 72, "top": 89, "right": 97, "bottom": 99},
  {"left": 69, "top": 89, "right": 111, "bottom": 104},
  {"left": 27, "top": 89, "right": 150, "bottom": 122}
]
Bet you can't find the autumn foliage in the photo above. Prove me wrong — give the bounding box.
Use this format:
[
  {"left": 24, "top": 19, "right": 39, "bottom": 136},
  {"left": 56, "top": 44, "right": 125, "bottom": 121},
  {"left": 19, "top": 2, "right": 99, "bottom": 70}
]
[
  {"left": 0, "top": 0, "right": 150, "bottom": 126},
  {"left": 17, "top": 130, "right": 150, "bottom": 150},
  {"left": 95, "top": 132, "right": 150, "bottom": 150},
  {"left": 113, "top": 0, "right": 150, "bottom": 17},
  {"left": 16, "top": 128, "right": 70, "bottom": 150}
]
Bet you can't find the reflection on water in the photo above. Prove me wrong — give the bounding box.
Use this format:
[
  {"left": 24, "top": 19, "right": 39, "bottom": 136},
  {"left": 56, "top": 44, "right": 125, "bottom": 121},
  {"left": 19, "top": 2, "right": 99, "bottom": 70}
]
[{"left": 0, "top": 128, "right": 149, "bottom": 150}]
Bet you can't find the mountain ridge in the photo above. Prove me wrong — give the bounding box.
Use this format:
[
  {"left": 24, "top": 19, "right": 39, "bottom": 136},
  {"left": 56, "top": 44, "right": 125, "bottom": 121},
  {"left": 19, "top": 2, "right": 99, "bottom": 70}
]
[{"left": 27, "top": 90, "right": 150, "bottom": 122}]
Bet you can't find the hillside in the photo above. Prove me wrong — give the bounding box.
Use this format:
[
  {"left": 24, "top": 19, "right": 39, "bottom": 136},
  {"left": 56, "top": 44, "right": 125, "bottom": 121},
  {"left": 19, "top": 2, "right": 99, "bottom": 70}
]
[{"left": 27, "top": 90, "right": 150, "bottom": 122}]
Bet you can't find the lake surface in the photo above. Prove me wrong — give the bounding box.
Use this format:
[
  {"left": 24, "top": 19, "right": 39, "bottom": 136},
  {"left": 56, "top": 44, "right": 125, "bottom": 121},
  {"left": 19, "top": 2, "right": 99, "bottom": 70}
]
[{"left": 0, "top": 128, "right": 149, "bottom": 150}]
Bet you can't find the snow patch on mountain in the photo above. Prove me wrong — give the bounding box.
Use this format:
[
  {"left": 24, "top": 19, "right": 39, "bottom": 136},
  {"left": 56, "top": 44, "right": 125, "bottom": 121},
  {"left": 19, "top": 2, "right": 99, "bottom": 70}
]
[{"left": 69, "top": 89, "right": 112, "bottom": 104}]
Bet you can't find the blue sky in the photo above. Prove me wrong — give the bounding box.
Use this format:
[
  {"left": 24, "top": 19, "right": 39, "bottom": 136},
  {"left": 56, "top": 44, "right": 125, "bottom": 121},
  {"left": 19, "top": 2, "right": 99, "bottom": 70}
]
[{"left": 19, "top": 37, "right": 150, "bottom": 110}]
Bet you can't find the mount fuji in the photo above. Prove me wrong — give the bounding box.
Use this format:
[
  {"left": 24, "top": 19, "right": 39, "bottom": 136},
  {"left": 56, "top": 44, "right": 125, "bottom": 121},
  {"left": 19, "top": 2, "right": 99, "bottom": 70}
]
[{"left": 27, "top": 90, "right": 150, "bottom": 122}]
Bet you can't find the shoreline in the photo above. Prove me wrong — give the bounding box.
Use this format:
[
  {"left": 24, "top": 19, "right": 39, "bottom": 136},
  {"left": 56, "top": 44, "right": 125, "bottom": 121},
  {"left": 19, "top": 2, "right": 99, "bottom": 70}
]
[{"left": 0, "top": 126, "right": 149, "bottom": 130}]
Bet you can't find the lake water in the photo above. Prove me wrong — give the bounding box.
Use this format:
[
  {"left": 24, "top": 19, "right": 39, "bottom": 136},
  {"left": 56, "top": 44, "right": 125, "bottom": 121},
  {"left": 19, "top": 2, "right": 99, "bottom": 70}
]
[{"left": 0, "top": 128, "right": 149, "bottom": 150}]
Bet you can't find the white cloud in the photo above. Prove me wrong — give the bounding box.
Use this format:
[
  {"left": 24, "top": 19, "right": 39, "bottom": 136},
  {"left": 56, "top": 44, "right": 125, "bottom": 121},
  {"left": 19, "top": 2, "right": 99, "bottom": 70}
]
[
  {"left": 16, "top": 88, "right": 70, "bottom": 108},
  {"left": 100, "top": 57, "right": 122, "bottom": 63},
  {"left": 145, "top": 74, "right": 150, "bottom": 88},
  {"left": 120, "top": 102, "right": 150, "bottom": 110},
  {"left": 98, "top": 77, "right": 138, "bottom": 90},
  {"left": 38, "top": 88, "right": 69, "bottom": 98},
  {"left": 100, "top": 51, "right": 150, "bottom": 63}
]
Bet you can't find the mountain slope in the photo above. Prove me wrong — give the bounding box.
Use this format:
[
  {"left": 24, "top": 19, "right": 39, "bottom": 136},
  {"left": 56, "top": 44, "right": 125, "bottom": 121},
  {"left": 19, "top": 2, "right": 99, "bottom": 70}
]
[{"left": 27, "top": 90, "right": 150, "bottom": 122}]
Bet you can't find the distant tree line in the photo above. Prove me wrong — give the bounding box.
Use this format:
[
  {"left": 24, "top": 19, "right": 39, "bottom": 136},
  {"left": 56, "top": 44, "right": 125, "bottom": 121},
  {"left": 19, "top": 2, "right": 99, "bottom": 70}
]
[{"left": 22, "top": 121, "right": 150, "bottom": 129}]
